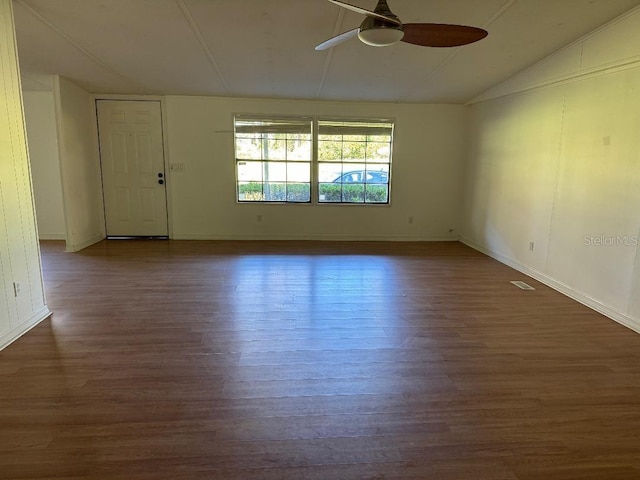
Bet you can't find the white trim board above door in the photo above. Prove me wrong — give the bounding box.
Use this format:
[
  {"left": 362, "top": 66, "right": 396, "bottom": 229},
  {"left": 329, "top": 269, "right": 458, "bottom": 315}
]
[{"left": 96, "top": 100, "right": 168, "bottom": 237}]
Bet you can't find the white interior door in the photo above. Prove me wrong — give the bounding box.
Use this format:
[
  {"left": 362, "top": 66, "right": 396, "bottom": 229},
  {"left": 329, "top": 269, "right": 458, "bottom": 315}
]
[{"left": 97, "top": 100, "right": 168, "bottom": 237}]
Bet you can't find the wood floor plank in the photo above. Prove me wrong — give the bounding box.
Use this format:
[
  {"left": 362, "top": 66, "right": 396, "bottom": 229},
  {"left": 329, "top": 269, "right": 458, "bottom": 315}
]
[{"left": 1, "top": 239, "right": 640, "bottom": 479}]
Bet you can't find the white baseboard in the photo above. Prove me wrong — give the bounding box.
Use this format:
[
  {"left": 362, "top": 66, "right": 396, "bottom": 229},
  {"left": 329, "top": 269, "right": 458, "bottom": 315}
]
[
  {"left": 0, "top": 305, "right": 52, "bottom": 351},
  {"left": 65, "top": 233, "right": 105, "bottom": 252},
  {"left": 461, "top": 237, "right": 640, "bottom": 335},
  {"left": 38, "top": 233, "right": 66, "bottom": 241},
  {"left": 171, "top": 233, "right": 459, "bottom": 242}
]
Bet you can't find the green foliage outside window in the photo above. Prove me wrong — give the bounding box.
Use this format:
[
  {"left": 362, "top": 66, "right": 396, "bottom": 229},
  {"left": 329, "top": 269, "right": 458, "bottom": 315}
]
[
  {"left": 238, "top": 182, "right": 310, "bottom": 202},
  {"left": 238, "top": 182, "right": 388, "bottom": 203},
  {"left": 318, "top": 183, "right": 388, "bottom": 203}
]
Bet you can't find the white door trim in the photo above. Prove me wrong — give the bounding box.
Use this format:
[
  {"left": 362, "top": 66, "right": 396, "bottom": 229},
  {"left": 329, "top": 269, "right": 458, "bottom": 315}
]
[
  {"left": 96, "top": 99, "right": 169, "bottom": 237},
  {"left": 93, "top": 94, "right": 173, "bottom": 239}
]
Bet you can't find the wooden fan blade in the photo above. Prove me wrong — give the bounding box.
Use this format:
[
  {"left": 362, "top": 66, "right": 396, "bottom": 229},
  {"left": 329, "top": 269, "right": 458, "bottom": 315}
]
[
  {"left": 315, "top": 28, "right": 360, "bottom": 51},
  {"left": 328, "top": 0, "right": 401, "bottom": 26},
  {"left": 401, "top": 23, "right": 488, "bottom": 47}
]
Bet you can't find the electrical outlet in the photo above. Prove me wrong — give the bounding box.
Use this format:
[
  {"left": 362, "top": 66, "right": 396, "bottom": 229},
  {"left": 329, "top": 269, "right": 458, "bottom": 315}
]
[
  {"left": 257, "top": 214, "right": 263, "bottom": 223},
  {"left": 408, "top": 216, "right": 414, "bottom": 225},
  {"left": 13, "top": 282, "right": 21, "bottom": 297},
  {"left": 529, "top": 241, "right": 535, "bottom": 252}
]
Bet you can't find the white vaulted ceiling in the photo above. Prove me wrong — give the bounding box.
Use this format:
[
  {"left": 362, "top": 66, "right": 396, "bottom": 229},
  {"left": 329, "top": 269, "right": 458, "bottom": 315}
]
[{"left": 13, "top": 0, "right": 640, "bottom": 103}]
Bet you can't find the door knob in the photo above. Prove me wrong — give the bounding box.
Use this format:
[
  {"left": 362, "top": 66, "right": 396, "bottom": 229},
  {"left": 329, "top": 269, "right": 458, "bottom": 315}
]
[{"left": 158, "top": 179, "right": 164, "bottom": 185}]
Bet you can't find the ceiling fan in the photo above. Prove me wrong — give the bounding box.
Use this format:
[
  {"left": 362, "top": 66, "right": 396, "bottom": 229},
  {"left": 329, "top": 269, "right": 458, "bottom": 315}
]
[{"left": 316, "top": 0, "right": 488, "bottom": 50}]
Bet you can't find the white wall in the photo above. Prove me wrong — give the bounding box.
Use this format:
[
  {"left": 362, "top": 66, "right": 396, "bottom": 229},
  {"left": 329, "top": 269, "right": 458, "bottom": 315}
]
[
  {"left": 0, "top": 0, "right": 50, "bottom": 350},
  {"left": 165, "top": 96, "right": 467, "bottom": 240},
  {"left": 54, "top": 76, "right": 105, "bottom": 251},
  {"left": 463, "top": 7, "right": 640, "bottom": 332},
  {"left": 23, "top": 90, "right": 66, "bottom": 240}
]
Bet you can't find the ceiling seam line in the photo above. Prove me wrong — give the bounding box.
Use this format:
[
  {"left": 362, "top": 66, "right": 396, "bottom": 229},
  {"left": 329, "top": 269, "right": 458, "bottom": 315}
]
[
  {"left": 398, "top": 0, "right": 518, "bottom": 102},
  {"left": 315, "top": 9, "right": 346, "bottom": 100},
  {"left": 15, "top": 0, "right": 150, "bottom": 92},
  {"left": 481, "top": 0, "right": 519, "bottom": 29},
  {"left": 177, "top": 0, "right": 231, "bottom": 95}
]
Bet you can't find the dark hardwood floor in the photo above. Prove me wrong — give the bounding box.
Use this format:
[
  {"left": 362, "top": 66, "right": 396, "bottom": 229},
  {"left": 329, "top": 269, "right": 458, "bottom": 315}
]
[{"left": 2, "top": 239, "right": 640, "bottom": 479}]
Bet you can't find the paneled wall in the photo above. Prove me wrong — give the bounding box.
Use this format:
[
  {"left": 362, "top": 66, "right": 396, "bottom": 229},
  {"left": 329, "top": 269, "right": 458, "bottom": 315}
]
[
  {"left": 165, "top": 96, "right": 467, "bottom": 241},
  {"left": 22, "top": 87, "right": 467, "bottom": 246},
  {"left": 463, "top": 8, "right": 640, "bottom": 332},
  {"left": 53, "top": 76, "right": 105, "bottom": 251},
  {"left": 23, "top": 90, "right": 66, "bottom": 240},
  {"left": 0, "top": 0, "right": 50, "bottom": 350}
]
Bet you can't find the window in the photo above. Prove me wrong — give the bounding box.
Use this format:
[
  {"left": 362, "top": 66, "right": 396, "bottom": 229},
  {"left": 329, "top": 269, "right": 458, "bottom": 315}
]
[
  {"left": 318, "top": 119, "right": 393, "bottom": 204},
  {"left": 235, "top": 116, "right": 312, "bottom": 202},
  {"left": 234, "top": 116, "right": 393, "bottom": 204}
]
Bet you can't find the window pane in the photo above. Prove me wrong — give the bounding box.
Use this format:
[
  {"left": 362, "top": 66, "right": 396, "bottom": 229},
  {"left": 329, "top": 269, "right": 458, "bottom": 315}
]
[
  {"left": 318, "top": 140, "right": 342, "bottom": 161},
  {"left": 342, "top": 184, "right": 365, "bottom": 203},
  {"left": 236, "top": 138, "right": 263, "bottom": 160},
  {"left": 319, "top": 183, "right": 342, "bottom": 203},
  {"left": 263, "top": 134, "right": 287, "bottom": 160},
  {"left": 339, "top": 171, "right": 361, "bottom": 183},
  {"left": 287, "top": 139, "right": 311, "bottom": 161},
  {"left": 366, "top": 142, "right": 391, "bottom": 161},
  {"left": 288, "top": 162, "right": 311, "bottom": 182},
  {"left": 365, "top": 184, "right": 389, "bottom": 203},
  {"left": 337, "top": 164, "right": 366, "bottom": 183},
  {"left": 341, "top": 141, "right": 366, "bottom": 161},
  {"left": 237, "top": 161, "right": 263, "bottom": 182},
  {"left": 264, "top": 162, "right": 287, "bottom": 182},
  {"left": 365, "top": 167, "right": 389, "bottom": 184},
  {"left": 319, "top": 163, "right": 343, "bottom": 183},
  {"left": 263, "top": 183, "right": 287, "bottom": 202},
  {"left": 287, "top": 183, "right": 311, "bottom": 202},
  {"left": 238, "top": 182, "right": 264, "bottom": 202}
]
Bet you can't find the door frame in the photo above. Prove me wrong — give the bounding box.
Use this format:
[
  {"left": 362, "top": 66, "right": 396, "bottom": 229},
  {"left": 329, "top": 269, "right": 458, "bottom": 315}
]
[{"left": 93, "top": 95, "right": 173, "bottom": 239}]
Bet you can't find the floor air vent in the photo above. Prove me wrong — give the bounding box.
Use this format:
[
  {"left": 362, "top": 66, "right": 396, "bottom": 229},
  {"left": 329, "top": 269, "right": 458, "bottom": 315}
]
[{"left": 510, "top": 281, "right": 536, "bottom": 290}]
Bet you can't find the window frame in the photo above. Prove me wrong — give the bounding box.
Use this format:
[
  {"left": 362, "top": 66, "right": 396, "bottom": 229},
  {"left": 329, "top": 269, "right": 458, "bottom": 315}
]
[
  {"left": 234, "top": 115, "right": 314, "bottom": 204},
  {"left": 316, "top": 117, "right": 394, "bottom": 206},
  {"left": 233, "top": 114, "right": 395, "bottom": 206}
]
